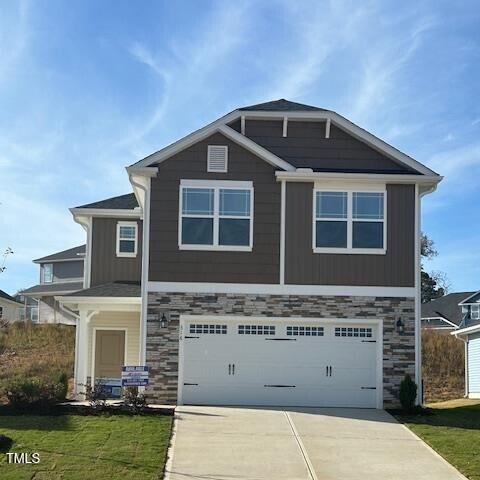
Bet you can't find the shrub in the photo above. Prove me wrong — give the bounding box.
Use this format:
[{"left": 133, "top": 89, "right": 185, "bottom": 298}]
[
  {"left": 3, "top": 373, "right": 69, "bottom": 409},
  {"left": 123, "top": 387, "right": 148, "bottom": 414},
  {"left": 399, "top": 374, "right": 417, "bottom": 411},
  {"left": 82, "top": 383, "right": 108, "bottom": 411},
  {"left": 0, "top": 434, "right": 13, "bottom": 453}
]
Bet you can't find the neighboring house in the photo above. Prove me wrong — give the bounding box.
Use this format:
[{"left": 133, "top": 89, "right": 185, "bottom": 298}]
[
  {"left": 451, "top": 290, "right": 480, "bottom": 399},
  {"left": 421, "top": 292, "right": 476, "bottom": 330},
  {"left": 14, "top": 293, "right": 39, "bottom": 322},
  {"left": 0, "top": 289, "right": 24, "bottom": 322},
  {"left": 56, "top": 99, "right": 442, "bottom": 408},
  {"left": 21, "top": 245, "right": 85, "bottom": 325}
]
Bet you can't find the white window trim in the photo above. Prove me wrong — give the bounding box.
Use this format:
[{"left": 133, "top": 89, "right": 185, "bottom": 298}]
[
  {"left": 312, "top": 188, "right": 387, "bottom": 255},
  {"left": 42, "top": 263, "right": 54, "bottom": 283},
  {"left": 179, "top": 179, "right": 254, "bottom": 252},
  {"left": 471, "top": 304, "right": 480, "bottom": 320},
  {"left": 116, "top": 221, "right": 138, "bottom": 258},
  {"left": 207, "top": 145, "right": 228, "bottom": 173}
]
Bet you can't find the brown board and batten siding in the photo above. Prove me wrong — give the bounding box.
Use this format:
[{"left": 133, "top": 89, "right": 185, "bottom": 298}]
[
  {"left": 285, "top": 183, "right": 415, "bottom": 287},
  {"left": 90, "top": 218, "right": 142, "bottom": 287},
  {"left": 229, "top": 119, "right": 417, "bottom": 174},
  {"left": 149, "top": 132, "right": 281, "bottom": 284}
]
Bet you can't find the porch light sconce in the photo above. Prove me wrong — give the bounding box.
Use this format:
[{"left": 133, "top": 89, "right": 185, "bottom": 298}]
[
  {"left": 160, "top": 312, "right": 170, "bottom": 328},
  {"left": 396, "top": 317, "right": 405, "bottom": 334}
]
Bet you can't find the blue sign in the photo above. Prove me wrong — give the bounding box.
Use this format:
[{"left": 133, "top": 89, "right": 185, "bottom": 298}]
[{"left": 121, "top": 366, "right": 149, "bottom": 386}]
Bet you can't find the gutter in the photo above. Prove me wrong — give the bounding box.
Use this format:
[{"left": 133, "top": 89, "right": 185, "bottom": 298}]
[{"left": 275, "top": 170, "right": 443, "bottom": 185}]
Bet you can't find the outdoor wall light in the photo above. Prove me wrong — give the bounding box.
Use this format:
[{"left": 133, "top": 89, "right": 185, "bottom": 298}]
[
  {"left": 160, "top": 312, "right": 170, "bottom": 328},
  {"left": 396, "top": 317, "right": 405, "bottom": 334}
]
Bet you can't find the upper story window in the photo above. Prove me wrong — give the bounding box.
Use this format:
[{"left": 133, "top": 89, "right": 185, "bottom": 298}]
[
  {"left": 0, "top": 306, "right": 3, "bottom": 319},
  {"left": 179, "top": 180, "right": 253, "bottom": 251},
  {"left": 116, "top": 221, "right": 138, "bottom": 257},
  {"left": 313, "top": 189, "right": 386, "bottom": 254},
  {"left": 42, "top": 263, "right": 53, "bottom": 283},
  {"left": 471, "top": 304, "right": 480, "bottom": 320}
]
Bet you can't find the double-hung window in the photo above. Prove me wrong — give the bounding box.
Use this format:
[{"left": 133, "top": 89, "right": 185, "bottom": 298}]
[
  {"left": 314, "top": 189, "right": 386, "bottom": 254},
  {"left": 116, "top": 221, "right": 138, "bottom": 257},
  {"left": 179, "top": 180, "right": 253, "bottom": 251},
  {"left": 471, "top": 305, "right": 480, "bottom": 320},
  {"left": 42, "top": 263, "right": 53, "bottom": 283}
]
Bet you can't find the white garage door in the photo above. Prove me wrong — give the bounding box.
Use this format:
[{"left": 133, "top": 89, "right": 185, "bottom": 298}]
[{"left": 179, "top": 318, "right": 380, "bottom": 408}]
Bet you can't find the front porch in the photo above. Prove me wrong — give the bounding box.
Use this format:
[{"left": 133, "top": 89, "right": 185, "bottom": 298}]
[{"left": 56, "top": 281, "right": 142, "bottom": 399}]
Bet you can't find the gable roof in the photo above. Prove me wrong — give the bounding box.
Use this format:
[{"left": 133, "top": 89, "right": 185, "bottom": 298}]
[
  {"left": 421, "top": 291, "right": 476, "bottom": 326},
  {"left": 75, "top": 193, "right": 138, "bottom": 210},
  {"left": 33, "top": 245, "right": 86, "bottom": 264},
  {"left": 0, "top": 289, "right": 23, "bottom": 305},
  {"left": 239, "top": 99, "right": 328, "bottom": 112},
  {"left": 128, "top": 99, "right": 440, "bottom": 178},
  {"left": 459, "top": 290, "right": 480, "bottom": 304},
  {"left": 20, "top": 282, "right": 84, "bottom": 297}
]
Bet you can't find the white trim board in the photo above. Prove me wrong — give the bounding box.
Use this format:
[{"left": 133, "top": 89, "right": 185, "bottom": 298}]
[
  {"left": 129, "top": 107, "right": 439, "bottom": 177},
  {"left": 129, "top": 121, "right": 295, "bottom": 172},
  {"left": 148, "top": 282, "right": 415, "bottom": 298}
]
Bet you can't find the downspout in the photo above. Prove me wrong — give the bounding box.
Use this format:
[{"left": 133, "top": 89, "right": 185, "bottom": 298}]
[{"left": 416, "top": 183, "right": 439, "bottom": 405}]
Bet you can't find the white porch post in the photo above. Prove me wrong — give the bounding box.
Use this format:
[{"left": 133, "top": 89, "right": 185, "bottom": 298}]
[{"left": 75, "top": 308, "right": 89, "bottom": 399}]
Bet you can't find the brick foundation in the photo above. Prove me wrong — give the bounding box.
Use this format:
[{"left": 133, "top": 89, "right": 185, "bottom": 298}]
[{"left": 145, "top": 292, "right": 415, "bottom": 407}]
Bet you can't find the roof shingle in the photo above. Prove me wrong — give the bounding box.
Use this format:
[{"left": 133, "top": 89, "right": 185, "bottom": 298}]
[
  {"left": 34, "top": 245, "right": 85, "bottom": 264},
  {"left": 239, "top": 99, "right": 328, "bottom": 112},
  {"left": 75, "top": 193, "right": 138, "bottom": 210}
]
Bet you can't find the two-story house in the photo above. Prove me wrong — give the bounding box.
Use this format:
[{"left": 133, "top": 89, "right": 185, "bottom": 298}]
[
  {"left": 57, "top": 99, "right": 442, "bottom": 408},
  {"left": 21, "top": 245, "right": 85, "bottom": 324}
]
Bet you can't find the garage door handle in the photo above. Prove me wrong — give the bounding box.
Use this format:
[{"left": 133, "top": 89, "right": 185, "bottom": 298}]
[
  {"left": 329, "top": 366, "right": 332, "bottom": 377},
  {"left": 232, "top": 364, "right": 235, "bottom": 375},
  {"left": 228, "top": 364, "right": 231, "bottom": 375}
]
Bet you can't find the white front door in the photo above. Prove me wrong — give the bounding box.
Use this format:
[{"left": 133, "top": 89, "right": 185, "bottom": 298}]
[{"left": 180, "top": 318, "right": 380, "bottom": 408}]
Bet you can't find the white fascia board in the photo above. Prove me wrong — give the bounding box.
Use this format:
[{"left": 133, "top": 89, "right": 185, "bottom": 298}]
[
  {"left": 127, "top": 111, "right": 295, "bottom": 172},
  {"left": 459, "top": 291, "right": 480, "bottom": 304},
  {"left": 421, "top": 316, "right": 459, "bottom": 328},
  {"left": 452, "top": 324, "right": 480, "bottom": 336},
  {"left": 130, "top": 110, "right": 241, "bottom": 168},
  {"left": 125, "top": 166, "right": 158, "bottom": 177},
  {"left": 56, "top": 296, "right": 142, "bottom": 305},
  {"left": 147, "top": 281, "right": 415, "bottom": 298},
  {"left": 70, "top": 208, "right": 142, "bottom": 219},
  {"left": 33, "top": 258, "right": 84, "bottom": 264},
  {"left": 275, "top": 171, "right": 443, "bottom": 185},
  {"left": 243, "top": 110, "right": 438, "bottom": 176},
  {"left": 217, "top": 125, "right": 295, "bottom": 171}
]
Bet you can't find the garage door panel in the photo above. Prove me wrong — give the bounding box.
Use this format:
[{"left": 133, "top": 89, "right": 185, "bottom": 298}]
[{"left": 181, "top": 319, "right": 379, "bottom": 408}]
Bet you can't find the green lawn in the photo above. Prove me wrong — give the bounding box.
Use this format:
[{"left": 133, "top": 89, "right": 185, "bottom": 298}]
[
  {"left": 396, "top": 399, "right": 480, "bottom": 480},
  {"left": 0, "top": 413, "right": 172, "bottom": 480}
]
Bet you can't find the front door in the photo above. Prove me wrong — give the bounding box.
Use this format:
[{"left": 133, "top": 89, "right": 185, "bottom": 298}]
[{"left": 95, "top": 330, "right": 125, "bottom": 380}]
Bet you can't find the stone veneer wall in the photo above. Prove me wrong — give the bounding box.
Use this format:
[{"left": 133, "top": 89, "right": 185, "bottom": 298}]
[{"left": 146, "top": 292, "right": 415, "bottom": 407}]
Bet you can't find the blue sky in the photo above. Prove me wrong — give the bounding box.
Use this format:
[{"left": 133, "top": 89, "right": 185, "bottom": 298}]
[{"left": 0, "top": 0, "right": 479, "bottom": 295}]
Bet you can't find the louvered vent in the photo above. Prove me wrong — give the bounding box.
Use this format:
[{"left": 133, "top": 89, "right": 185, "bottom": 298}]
[{"left": 207, "top": 145, "right": 228, "bottom": 172}]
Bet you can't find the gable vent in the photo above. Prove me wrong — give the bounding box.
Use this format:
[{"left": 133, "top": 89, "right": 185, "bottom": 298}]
[{"left": 207, "top": 145, "right": 228, "bottom": 172}]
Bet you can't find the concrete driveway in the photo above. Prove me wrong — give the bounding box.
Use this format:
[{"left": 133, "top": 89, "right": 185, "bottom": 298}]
[{"left": 164, "top": 406, "right": 466, "bottom": 480}]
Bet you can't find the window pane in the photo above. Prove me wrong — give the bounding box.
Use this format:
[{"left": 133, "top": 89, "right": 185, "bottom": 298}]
[
  {"left": 353, "top": 192, "right": 384, "bottom": 219},
  {"left": 119, "top": 240, "right": 135, "bottom": 253},
  {"left": 316, "top": 221, "right": 347, "bottom": 248},
  {"left": 182, "top": 188, "right": 214, "bottom": 215},
  {"left": 43, "top": 264, "right": 53, "bottom": 282},
  {"left": 316, "top": 192, "right": 347, "bottom": 219},
  {"left": 119, "top": 226, "right": 135, "bottom": 239},
  {"left": 219, "top": 189, "right": 250, "bottom": 216},
  {"left": 182, "top": 218, "right": 213, "bottom": 245},
  {"left": 353, "top": 221, "right": 383, "bottom": 248},
  {"left": 219, "top": 218, "right": 250, "bottom": 246}
]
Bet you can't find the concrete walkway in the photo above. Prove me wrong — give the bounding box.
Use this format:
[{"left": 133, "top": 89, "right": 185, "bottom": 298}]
[{"left": 165, "top": 406, "right": 466, "bottom": 480}]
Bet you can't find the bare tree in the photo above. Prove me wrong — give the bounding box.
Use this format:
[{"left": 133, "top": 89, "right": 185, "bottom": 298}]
[{"left": 0, "top": 247, "right": 13, "bottom": 273}]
